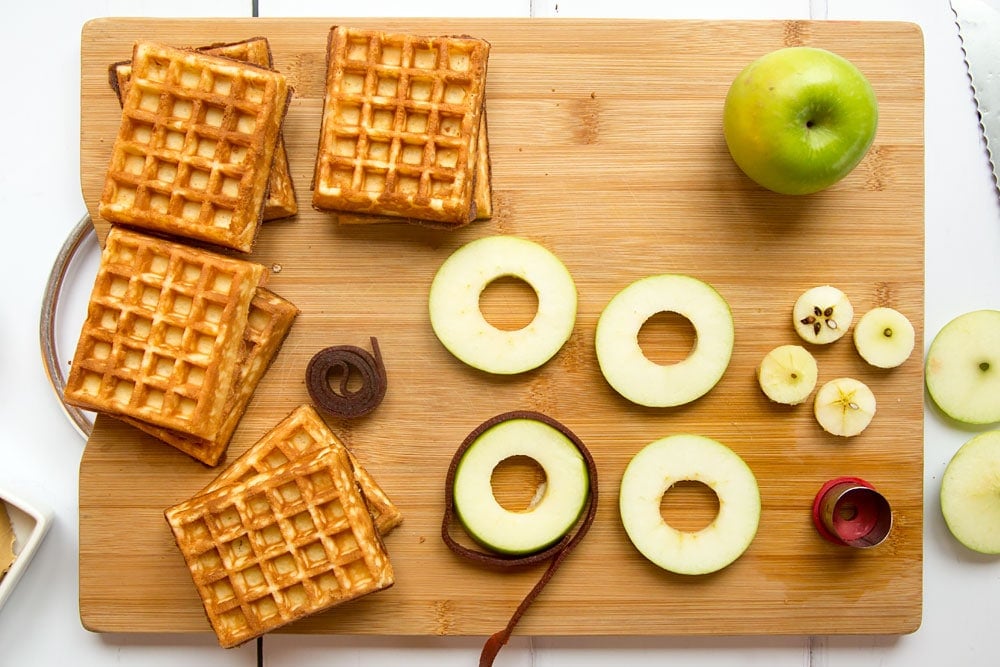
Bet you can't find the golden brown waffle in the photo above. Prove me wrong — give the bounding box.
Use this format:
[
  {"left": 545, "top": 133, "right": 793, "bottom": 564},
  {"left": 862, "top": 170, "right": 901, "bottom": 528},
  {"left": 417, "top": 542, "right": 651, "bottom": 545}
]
[
  {"left": 100, "top": 41, "right": 291, "bottom": 252},
  {"left": 122, "top": 287, "right": 299, "bottom": 466},
  {"left": 164, "top": 444, "right": 395, "bottom": 648},
  {"left": 64, "top": 227, "right": 265, "bottom": 441},
  {"left": 313, "top": 26, "right": 491, "bottom": 226},
  {"left": 204, "top": 404, "right": 403, "bottom": 533},
  {"left": 108, "top": 37, "right": 297, "bottom": 223}
]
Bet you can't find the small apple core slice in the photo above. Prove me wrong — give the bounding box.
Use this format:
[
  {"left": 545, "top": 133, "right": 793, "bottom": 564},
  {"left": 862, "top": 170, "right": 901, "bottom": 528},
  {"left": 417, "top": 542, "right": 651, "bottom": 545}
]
[
  {"left": 792, "top": 285, "right": 854, "bottom": 345},
  {"left": 428, "top": 236, "right": 577, "bottom": 375},
  {"left": 757, "top": 344, "right": 818, "bottom": 405},
  {"left": 940, "top": 430, "right": 1000, "bottom": 554},
  {"left": 925, "top": 310, "right": 1000, "bottom": 424},
  {"left": 452, "top": 417, "right": 590, "bottom": 555},
  {"left": 853, "top": 307, "right": 915, "bottom": 369},
  {"left": 619, "top": 434, "right": 760, "bottom": 575},
  {"left": 813, "top": 377, "right": 876, "bottom": 437},
  {"left": 595, "top": 274, "right": 734, "bottom": 407}
]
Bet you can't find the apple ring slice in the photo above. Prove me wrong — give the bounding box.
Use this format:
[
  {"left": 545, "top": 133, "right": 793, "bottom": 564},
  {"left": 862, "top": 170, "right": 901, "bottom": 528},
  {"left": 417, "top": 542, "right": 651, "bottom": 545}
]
[
  {"left": 595, "top": 274, "right": 734, "bottom": 407},
  {"left": 619, "top": 434, "right": 760, "bottom": 575},
  {"left": 451, "top": 415, "right": 591, "bottom": 555},
  {"left": 428, "top": 236, "right": 577, "bottom": 375}
]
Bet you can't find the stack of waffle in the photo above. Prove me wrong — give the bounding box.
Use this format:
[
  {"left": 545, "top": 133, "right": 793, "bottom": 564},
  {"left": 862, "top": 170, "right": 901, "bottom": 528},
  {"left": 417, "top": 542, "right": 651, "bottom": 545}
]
[
  {"left": 313, "top": 26, "right": 492, "bottom": 228},
  {"left": 100, "top": 40, "right": 293, "bottom": 253},
  {"left": 63, "top": 227, "right": 298, "bottom": 465},
  {"left": 165, "top": 404, "right": 400, "bottom": 647},
  {"left": 107, "top": 37, "right": 297, "bottom": 225}
]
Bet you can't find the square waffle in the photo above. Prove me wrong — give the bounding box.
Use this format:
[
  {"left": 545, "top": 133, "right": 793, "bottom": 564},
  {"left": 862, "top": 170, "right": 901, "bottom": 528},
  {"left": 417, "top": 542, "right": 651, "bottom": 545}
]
[
  {"left": 100, "top": 41, "right": 291, "bottom": 253},
  {"left": 204, "top": 404, "right": 402, "bottom": 533},
  {"left": 121, "top": 287, "right": 299, "bottom": 466},
  {"left": 313, "top": 26, "right": 491, "bottom": 226},
  {"left": 108, "top": 37, "right": 298, "bottom": 223},
  {"left": 165, "top": 444, "right": 395, "bottom": 648},
  {"left": 64, "top": 227, "right": 265, "bottom": 441}
]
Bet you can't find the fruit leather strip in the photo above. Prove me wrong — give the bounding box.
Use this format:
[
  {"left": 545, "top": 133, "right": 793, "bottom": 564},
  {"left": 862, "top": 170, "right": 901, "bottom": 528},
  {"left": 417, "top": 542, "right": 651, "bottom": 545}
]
[
  {"left": 306, "top": 337, "right": 387, "bottom": 418},
  {"left": 440, "top": 410, "right": 599, "bottom": 667}
]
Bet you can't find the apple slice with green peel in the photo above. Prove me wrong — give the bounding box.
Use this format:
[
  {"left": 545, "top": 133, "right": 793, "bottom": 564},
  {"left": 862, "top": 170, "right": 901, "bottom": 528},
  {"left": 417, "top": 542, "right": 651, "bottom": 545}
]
[
  {"left": 757, "top": 344, "right": 818, "bottom": 405},
  {"left": 926, "top": 310, "right": 1000, "bottom": 424},
  {"left": 595, "top": 274, "right": 734, "bottom": 407},
  {"left": 428, "top": 235, "right": 577, "bottom": 375},
  {"left": 853, "top": 307, "right": 915, "bottom": 369},
  {"left": 619, "top": 434, "right": 760, "bottom": 575},
  {"left": 723, "top": 46, "right": 878, "bottom": 195},
  {"left": 813, "top": 377, "right": 876, "bottom": 437},
  {"left": 452, "top": 417, "right": 590, "bottom": 555},
  {"left": 793, "top": 285, "right": 854, "bottom": 345},
  {"left": 940, "top": 430, "right": 1000, "bottom": 554}
]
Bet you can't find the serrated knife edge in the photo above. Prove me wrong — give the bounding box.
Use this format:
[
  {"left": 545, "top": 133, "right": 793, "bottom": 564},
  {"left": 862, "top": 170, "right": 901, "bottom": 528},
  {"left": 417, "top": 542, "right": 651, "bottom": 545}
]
[{"left": 951, "top": 0, "right": 1000, "bottom": 199}]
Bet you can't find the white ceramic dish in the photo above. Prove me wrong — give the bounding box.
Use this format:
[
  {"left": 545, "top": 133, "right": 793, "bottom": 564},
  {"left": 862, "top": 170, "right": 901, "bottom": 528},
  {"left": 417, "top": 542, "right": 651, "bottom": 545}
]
[{"left": 0, "top": 488, "right": 53, "bottom": 611}]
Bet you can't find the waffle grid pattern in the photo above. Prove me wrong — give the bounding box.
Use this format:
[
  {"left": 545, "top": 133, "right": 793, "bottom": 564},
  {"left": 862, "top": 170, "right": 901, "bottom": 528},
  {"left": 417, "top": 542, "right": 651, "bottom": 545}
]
[
  {"left": 123, "top": 287, "right": 298, "bottom": 465},
  {"left": 205, "top": 404, "right": 403, "bottom": 533},
  {"left": 108, "top": 37, "right": 297, "bottom": 222},
  {"left": 100, "top": 42, "right": 288, "bottom": 252},
  {"left": 64, "top": 228, "right": 263, "bottom": 440},
  {"left": 166, "top": 446, "right": 393, "bottom": 648},
  {"left": 313, "top": 27, "right": 490, "bottom": 225}
]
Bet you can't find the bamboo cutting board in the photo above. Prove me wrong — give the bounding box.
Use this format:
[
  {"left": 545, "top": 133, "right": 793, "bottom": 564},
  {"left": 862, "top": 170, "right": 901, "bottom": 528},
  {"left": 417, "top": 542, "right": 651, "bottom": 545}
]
[{"left": 78, "top": 17, "right": 924, "bottom": 637}]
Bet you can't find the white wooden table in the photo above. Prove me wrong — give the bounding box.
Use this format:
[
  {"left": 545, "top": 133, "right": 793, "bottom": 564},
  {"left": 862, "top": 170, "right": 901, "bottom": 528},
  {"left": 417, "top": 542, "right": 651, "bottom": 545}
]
[{"left": 1, "top": 1, "right": 997, "bottom": 665}]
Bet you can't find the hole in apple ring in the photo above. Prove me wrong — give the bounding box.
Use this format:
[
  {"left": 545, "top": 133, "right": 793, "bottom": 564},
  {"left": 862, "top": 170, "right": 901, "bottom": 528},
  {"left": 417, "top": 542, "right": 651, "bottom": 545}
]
[
  {"left": 659, "top": 480, "right": 720, "bottom": 532},
  {"left": 479, "top": 276, "right": 539, "bottom": 331},
  {"left": 637, "top": 311, "right": 697, "bottom": 366},
  {"left": 491, "top": 455, "right": 547, "bottom": 512}
]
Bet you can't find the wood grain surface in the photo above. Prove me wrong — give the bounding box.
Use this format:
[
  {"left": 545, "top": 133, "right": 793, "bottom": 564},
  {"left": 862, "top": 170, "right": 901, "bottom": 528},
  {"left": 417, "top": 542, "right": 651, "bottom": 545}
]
[{"left": 78, "top": 17, "right": 925, "bottom": 637}]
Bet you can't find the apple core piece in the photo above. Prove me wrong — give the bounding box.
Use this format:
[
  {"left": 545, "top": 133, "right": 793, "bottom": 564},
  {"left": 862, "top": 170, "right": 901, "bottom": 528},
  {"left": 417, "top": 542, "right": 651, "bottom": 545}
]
[
  {"left": 756, "top": 344, "right": 818, "bottom": 405},
  {"left": 925, "top": 309, "right": 1000, "bottom": 424},
  {"left": 813, "top": 377, "right": 876, "bottom": 437},
  {"left": 619, "top": 434, "right": 760, "bottom": 575},
  {"left": 940, "top": 430, "right": 1000, "bottom": 554},
  {"left": 792, "top": 285, "right": 854, "bottom": 345},
  {"left": 853, "top": 307, "right": 915, "bottom": 368},
  {"left": 451, "top": 416, "right": 590, "bottom": 555},
  {"left": 428, "top": 236, "right": 577, "bottom": 375},
  {"left": 595, "top": 274, "right": 734, "bottom": 407}
]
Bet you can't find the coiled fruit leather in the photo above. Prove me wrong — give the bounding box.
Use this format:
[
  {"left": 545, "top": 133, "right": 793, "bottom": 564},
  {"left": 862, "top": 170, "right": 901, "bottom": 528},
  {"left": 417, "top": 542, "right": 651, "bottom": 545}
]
[
  {"left": 306, "top": 337, "right": 387, "bottom": 418},
  {"left": 441, "top": 410, "right": 599, "bottom": 667}
]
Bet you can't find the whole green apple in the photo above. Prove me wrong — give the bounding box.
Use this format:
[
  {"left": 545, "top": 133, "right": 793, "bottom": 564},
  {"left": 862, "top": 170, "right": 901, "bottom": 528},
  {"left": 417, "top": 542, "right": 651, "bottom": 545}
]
[{"left": 723, "top": 46, "right": 878, "bottom": 195}]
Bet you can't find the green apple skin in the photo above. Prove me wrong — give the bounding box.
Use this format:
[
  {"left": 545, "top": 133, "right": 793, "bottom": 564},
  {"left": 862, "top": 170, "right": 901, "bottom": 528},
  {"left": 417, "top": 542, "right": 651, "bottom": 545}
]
[{"left": 723, "top": 46, "right": 878, "bottom": 195}]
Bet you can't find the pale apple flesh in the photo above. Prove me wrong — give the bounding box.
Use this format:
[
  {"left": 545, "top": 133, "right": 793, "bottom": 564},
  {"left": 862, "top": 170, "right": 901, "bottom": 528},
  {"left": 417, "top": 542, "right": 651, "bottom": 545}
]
[
  {"left": 925, "top": 310, "right": 1000, "bottom": 424},
  {"left": 853, "top": 306, "right": 915, "bottom": 369},
  {"left": 428, "top": 235, "right": 577, "bottom": 375},
  {"left": 723, "top": 46, "right": 878, "bottom": 195},
  {"left": 452, "top": 418, "right": 590, "bottom": 555},
  {"left": 595, "top": 274, "right": 734, "bottom": 407},
  {"left": 940, "top": 431, "right": 1000, "bottom": 554},
  {"left": 757, "top": 344, "right": 818, "bottom": 405},
  {"left": 813, "top": 377, "right": 876, "bottom": 437},
  {"left": 619, "top": 434, "right": 761, "bottom": 575}
]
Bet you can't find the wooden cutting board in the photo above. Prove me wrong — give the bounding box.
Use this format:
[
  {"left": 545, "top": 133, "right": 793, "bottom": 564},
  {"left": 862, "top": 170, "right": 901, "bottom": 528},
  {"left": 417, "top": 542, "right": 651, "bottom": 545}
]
[{"left": 78, "top": 17, "right": 924, "bottom": 637}]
